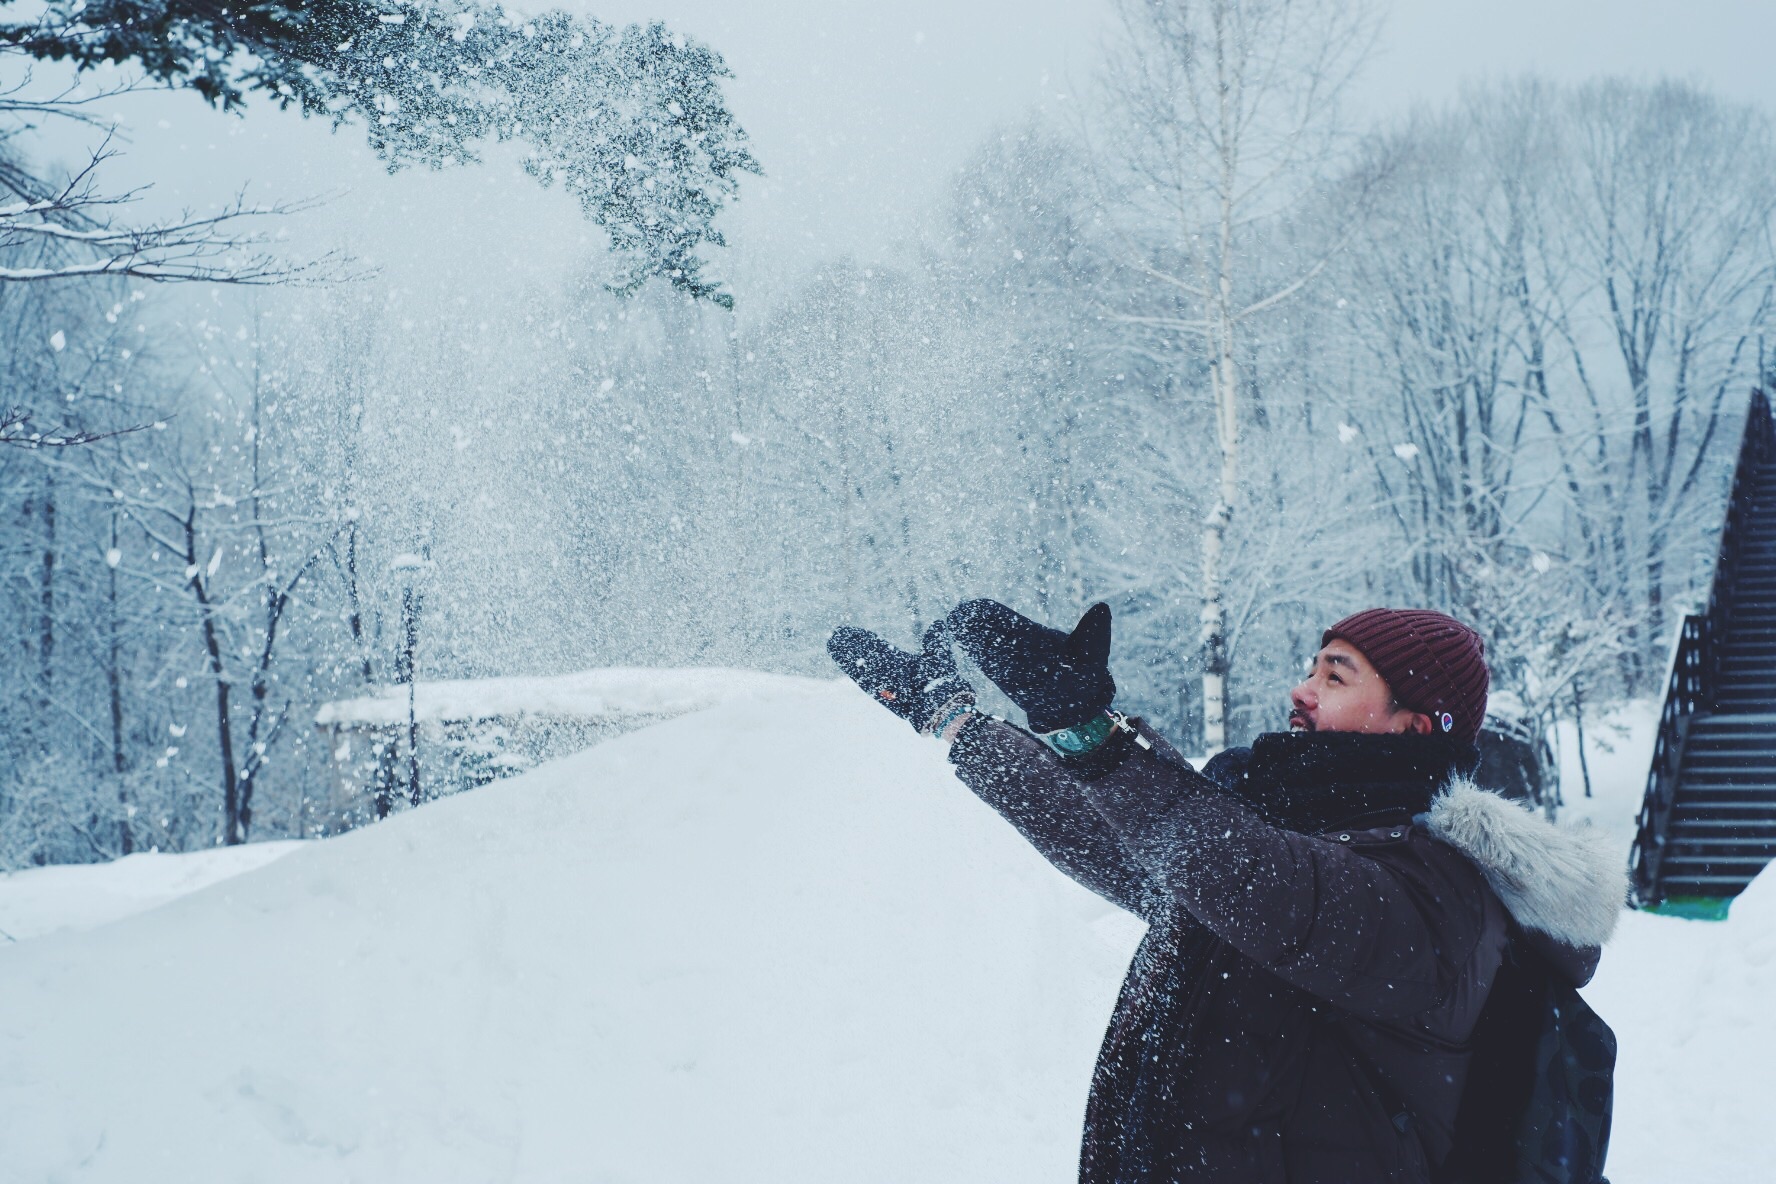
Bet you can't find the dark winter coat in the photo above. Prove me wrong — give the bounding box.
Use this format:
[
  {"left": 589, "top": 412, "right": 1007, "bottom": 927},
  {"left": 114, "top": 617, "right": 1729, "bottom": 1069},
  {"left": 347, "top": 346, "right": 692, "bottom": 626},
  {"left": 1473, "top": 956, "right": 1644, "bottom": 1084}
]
[{"left": 947, "top": 717, "right": 1625, "bottom": 1184}]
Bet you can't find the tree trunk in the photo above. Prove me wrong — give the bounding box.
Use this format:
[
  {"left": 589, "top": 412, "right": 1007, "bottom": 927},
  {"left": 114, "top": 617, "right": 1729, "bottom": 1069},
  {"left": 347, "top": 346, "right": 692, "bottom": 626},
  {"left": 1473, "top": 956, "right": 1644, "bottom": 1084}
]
[
  {"left": 217, "top": 684, "right": 241, "bottom": 842},
  {"left": 345, "top": 526, "right": 374, "bottom": 684},
  {"left": 187, "top": 514, "right": 243, "bottom": 845},
  {"left": 374, "top": 738, "right": 400, "bottom": 820},
  {"left": 1645, "top": 529, "right": 1666, "bottom": 689},
  {"left": 107, "top": 513, "right": 131, "bottom": 854},
  {"left": 1572, "top": 680, "right": 1594, "bottom": 800},
  {"left": 39, "top": 472, "right": 54, "bottom": 718},
  {"left": 1201, "top": 300, "right": 1240, "bottom": 754},
  {"left": 1200, "top": 36, "right": 1241, "bottom": 757},
  {"left": 343, "top": 524, "right": 398, "bottom": 818}
]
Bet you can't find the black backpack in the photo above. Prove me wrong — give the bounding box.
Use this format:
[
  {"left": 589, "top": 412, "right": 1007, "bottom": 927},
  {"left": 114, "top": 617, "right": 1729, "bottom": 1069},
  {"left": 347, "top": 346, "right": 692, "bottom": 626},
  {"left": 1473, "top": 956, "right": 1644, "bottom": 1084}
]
[{"left": 1442, "top": 929, "right": 1617, "bottom": 1184}]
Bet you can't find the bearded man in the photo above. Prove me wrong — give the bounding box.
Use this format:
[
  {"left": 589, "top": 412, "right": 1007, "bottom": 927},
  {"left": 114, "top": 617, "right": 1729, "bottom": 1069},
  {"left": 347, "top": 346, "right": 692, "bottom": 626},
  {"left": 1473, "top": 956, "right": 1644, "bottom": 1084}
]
[{"left": 828, "top": 602, "right": 1622, "bottom": 1184}]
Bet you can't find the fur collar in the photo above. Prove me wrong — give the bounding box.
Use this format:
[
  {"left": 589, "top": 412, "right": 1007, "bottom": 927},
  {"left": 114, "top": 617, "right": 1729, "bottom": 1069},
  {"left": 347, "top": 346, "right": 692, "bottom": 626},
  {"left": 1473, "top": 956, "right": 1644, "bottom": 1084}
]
[{"left": 1420, "top": 778, "right": 1627, "bottom": 950}]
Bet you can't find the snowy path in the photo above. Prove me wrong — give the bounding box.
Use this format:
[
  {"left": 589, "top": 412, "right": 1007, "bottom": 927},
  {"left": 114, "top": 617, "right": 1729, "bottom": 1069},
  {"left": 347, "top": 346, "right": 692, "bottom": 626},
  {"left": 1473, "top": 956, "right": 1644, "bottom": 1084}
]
[{"left": 0, "top": 688, "right": 1768, "bottom": 1181}]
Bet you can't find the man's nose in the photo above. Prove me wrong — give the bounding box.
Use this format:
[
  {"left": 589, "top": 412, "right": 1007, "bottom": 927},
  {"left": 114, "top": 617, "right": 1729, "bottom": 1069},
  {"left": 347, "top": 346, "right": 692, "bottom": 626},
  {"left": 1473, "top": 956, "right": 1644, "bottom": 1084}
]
[{"left": 1290, "top": 682, "right": 1314, "bottom": 710}]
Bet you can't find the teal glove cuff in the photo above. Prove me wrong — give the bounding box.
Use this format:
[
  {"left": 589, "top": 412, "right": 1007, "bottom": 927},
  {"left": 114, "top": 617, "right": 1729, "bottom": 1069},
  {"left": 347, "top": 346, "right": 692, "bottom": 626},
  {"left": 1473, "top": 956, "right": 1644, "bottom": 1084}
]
[{"left": 1041, "top": 710, "right": 1117, "bottom": 755}]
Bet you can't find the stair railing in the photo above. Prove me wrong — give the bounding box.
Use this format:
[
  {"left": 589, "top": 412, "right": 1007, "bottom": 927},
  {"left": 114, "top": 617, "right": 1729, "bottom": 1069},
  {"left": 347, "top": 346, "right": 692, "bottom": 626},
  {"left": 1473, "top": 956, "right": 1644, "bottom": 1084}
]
[
  {"left": 1629, "top": 389, "right": 1774, "bottom": 906},
  {"left": 1629, "top": 615, "right": 1707, "bottom": 904},
  {"left": 1704, "top": 390, "right": 1775, "bottom": 670}
]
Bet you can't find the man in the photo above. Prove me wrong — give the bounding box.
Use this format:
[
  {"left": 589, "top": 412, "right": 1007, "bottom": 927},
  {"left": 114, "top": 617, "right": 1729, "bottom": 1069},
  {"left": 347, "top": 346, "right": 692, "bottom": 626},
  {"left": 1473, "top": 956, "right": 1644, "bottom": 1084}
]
[{"left": 828, "top": 602, "right": 1623, "bottom": 1184}]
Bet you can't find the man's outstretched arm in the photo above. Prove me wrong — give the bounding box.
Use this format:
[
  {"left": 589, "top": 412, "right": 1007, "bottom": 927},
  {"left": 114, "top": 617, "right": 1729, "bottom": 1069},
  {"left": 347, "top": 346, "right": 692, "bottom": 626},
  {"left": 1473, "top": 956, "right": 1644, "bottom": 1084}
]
[
  {"left": 825, "top": 618, "right": 1159, "bottom": 920},
  {"left": 945, "top": 598, "right": 1486, "bottom": 1016},
  {"left": 946, "top": 715, "right": 1163, "bottom": 921},
  {"left": 1069, "top": 720, "right": 1487, "bottom": 1019}
]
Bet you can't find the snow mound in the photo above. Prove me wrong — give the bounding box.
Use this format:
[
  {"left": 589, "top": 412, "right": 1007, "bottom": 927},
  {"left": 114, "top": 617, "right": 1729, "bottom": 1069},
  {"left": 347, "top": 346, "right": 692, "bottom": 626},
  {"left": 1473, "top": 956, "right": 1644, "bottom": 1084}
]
[
  {"left": 0, "top": 841, "right": 301, "bottom": 942},
  {"left": 0, "top": 680, "right": 1134, "bottom": 1182},
  {"left": 1583, "top": 865, "right": 1776, "bottom": 1182},
  {"left": 314, "top": 666, "right": 832, "bottom": 727}
]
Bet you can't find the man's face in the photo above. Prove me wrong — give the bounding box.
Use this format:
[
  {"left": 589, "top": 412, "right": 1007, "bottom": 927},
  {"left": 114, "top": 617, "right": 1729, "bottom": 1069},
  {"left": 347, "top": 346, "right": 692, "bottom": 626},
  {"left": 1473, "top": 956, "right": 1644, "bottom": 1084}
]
[{"left": 1289, "top": 638, "right": 1431, "bottom": 735}]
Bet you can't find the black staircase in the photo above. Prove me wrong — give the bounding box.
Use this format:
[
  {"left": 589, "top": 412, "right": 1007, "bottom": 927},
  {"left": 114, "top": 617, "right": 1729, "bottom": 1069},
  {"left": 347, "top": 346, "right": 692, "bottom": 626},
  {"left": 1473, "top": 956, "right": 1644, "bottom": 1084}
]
[{"left": 1631, "top": 389, "right": 1776, "bottom": 913}]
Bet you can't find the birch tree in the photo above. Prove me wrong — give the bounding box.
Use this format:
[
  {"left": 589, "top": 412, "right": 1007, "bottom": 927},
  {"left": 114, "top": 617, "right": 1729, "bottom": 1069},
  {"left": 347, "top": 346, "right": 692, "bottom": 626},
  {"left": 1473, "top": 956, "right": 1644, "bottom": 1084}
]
[{"left": 1095, "top": 0, "right": 1376, "bottom": 751}]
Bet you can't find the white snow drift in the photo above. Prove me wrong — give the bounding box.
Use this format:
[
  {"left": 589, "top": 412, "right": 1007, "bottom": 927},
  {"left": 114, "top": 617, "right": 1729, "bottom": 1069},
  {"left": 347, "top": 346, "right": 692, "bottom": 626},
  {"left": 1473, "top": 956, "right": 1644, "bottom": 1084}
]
[
  {"left": 0, "top": 840, "right": 301, "bottom": 942},
  {"left": 313, "top": 665, "right": 822, "bottom": 728},
  {"left": 0, "top": 679, "right": 1132, "bottom": 1182}
]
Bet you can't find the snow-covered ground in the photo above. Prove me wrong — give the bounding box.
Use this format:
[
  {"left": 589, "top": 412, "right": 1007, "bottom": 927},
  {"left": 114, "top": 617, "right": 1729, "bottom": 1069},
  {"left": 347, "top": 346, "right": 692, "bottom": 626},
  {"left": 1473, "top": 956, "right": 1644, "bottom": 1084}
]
[
  {"left": 314, "top": 666, "right": 825, "bottom": 727},
  {"left": 0, "top": 684, "right": 1768, "bottom": 1181},
  {"left": 1552, "top": 697, "right": 1661, "bottom": 866},
  {"left": 1545, "top": 698, "right": 1776, "bottom": 1179},
  {"left": 1588, "top": 868, "right": 1776, "bottom": 1179},
  {"left": 0, "top": 678, "right": 1130, "bottom": 1182},
  {"left": 0, "top": 841, "right": 302, "bottom": 943}
]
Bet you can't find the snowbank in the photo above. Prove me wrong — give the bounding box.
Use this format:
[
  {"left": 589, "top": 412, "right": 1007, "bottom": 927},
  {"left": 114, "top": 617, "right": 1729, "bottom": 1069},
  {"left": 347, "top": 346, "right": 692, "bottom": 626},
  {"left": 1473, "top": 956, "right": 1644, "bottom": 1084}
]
[
  {"left": 0, "top": 683, "right": 1767, "bottom": 1181},
  {"left": 314, "top": 666, "right": 832, "bottom": 727},
  {"left": 1587, "top": 866, "right": 1776, "bottom": 1181},
  {"left": 0, "top": 841, "right": 301, "bottom": 943},
  {"left": 0, "top": 679, "right": 1134, "bottom": 1182}
]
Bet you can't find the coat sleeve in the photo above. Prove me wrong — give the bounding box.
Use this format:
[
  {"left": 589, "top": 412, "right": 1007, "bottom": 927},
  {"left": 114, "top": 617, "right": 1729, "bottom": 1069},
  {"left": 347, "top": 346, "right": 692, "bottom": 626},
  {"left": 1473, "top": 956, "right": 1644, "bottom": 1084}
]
[
  {"left": 1077, "top": 721, "right": 1488, "bottom": 1020},
  {"left": 946, "top": 715, "right": 1163, "bottom": 921}
]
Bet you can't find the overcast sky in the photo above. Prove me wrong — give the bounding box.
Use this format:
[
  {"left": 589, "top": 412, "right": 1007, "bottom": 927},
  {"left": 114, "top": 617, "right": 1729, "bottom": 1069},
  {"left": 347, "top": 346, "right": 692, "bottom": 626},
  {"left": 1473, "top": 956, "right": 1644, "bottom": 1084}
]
[{"left": 28, "top": 0, "right": 1776, "bottom": 312}]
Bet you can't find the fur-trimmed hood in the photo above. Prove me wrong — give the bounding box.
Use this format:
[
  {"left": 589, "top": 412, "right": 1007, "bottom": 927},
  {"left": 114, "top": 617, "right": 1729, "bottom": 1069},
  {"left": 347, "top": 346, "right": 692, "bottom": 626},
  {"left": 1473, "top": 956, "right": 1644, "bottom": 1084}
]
[{"left": 1421, "top": 777, "right": 1627, "bottom": 954}]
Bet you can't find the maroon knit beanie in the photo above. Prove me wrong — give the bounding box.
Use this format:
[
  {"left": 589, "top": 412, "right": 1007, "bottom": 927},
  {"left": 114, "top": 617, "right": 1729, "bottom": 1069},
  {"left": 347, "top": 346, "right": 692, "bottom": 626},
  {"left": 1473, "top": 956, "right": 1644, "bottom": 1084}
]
[{"left": 1322, "top": 608, "right": 1490, "bottom": 744}]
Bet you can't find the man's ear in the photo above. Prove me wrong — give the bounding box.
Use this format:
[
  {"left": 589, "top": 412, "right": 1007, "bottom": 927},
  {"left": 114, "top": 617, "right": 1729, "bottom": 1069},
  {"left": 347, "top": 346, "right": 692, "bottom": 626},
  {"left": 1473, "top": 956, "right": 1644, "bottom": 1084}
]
[{"left": 1397, "top": 711, "right": 1434, "bottom": 735}]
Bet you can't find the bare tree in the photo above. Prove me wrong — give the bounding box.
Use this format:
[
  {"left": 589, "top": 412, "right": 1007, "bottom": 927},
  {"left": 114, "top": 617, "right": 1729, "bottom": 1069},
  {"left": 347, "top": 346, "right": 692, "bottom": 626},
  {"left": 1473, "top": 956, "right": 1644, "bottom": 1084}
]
[
  {"left": 0, "top": 142, "right": 332, "bottom": 285},
  {"left": 1321, "top": 76, "right": 1776, "bottom": 775},
  {"left": 1348, "top": 79, "right": 1776, "bottom": 689},
  {"left": 0, "top": 60, "right": 340, "bottom": 289},
  {"left": 0, "top": 405, "right": 139, "bottom": 446},
  {"left": 0, "top": 271, "right": 193, "bottom": 865},
  {"left": 64, "top": 324, "right": 346, "bottom": 845},
  {"left": 1556, "top": 79, "right": 1776, "bottom": 676},
  {"left": 1094, "top": 0, "right": 1377, "bottom": 751}
]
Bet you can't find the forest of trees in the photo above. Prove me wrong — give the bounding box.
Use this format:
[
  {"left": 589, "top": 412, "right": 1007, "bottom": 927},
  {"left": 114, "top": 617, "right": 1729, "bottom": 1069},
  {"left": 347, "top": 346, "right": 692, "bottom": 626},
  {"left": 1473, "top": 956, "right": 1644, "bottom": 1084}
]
[{"left": 5, "top": 0, "right": 1774, "bottom": 865}]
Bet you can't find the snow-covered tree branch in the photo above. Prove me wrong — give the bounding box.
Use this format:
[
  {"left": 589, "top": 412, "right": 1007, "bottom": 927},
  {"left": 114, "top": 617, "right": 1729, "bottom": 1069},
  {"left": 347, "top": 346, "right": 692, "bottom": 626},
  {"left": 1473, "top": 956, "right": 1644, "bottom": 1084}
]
[
  {"left": 2, "top": 0, "right": 761, "bottom": 303},
  {"left": 0, "top": 136, "right": 334, "bottom": 284}
]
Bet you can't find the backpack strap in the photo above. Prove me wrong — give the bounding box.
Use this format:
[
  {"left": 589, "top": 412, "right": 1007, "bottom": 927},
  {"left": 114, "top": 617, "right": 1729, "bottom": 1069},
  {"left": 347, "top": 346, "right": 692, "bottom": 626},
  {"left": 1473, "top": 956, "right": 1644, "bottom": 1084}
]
[{"left": 1445, "top": 931, "right": 1545, "bottom": 1184}]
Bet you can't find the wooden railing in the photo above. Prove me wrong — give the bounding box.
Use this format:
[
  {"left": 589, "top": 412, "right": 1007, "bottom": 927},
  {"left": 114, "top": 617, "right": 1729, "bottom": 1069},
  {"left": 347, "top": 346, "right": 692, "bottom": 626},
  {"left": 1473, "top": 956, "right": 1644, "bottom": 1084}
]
[{"left": 1629, "top": 389, "right": 1775, "bottom": 906}]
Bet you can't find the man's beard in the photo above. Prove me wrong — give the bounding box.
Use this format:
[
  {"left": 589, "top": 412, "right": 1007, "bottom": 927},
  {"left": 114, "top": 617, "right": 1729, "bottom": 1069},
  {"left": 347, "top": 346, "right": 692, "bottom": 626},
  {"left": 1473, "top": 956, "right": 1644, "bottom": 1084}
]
[{"left": 1288, "top": 710, "right": 1316, "bottom": 732}]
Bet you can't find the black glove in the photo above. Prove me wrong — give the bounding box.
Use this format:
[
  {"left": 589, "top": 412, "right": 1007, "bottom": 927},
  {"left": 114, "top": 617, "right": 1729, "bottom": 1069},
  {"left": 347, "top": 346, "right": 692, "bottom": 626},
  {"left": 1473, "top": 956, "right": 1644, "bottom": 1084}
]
[
  {"left": 827, "top": 620, "right": 975, "bottom": 733},
  {"left": 947, "top": 599, "right": 1115, "bottom": 733}
]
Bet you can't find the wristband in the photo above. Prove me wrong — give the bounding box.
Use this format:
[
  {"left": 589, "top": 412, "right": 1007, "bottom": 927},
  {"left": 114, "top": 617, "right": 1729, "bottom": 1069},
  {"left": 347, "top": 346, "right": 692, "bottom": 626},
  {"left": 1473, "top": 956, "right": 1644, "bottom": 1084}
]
[
  {"left": 1041, "top": 710, "right": 1117, "bottom": 755},
  {"left": 923, "top": 693, "right": 977, "bottom": 741},
  {"left": 936, "top": 707, "right": 978, "bottom": 744}
]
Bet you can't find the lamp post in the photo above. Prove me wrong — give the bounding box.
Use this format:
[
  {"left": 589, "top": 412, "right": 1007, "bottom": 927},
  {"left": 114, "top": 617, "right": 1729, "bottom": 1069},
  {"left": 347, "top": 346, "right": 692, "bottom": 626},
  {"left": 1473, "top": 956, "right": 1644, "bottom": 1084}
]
[{"left": 389, "top": 547, "right": 433, "bottom": 807}]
